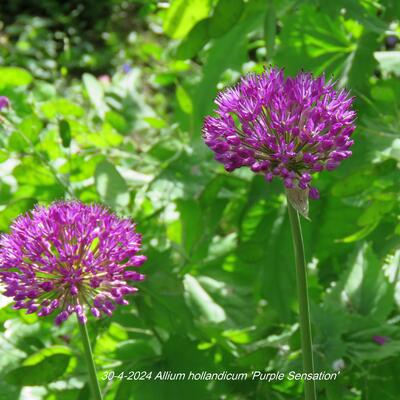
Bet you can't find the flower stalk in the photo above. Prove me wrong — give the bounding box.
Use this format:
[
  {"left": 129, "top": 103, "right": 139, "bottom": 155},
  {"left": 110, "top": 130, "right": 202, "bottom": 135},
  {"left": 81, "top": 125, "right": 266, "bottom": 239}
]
[
  {"left": 77, "top": 317, "right": 103, "bottom": 400},
  {"left": 287, "top": 197, "right": 316, "bottom": 400}
]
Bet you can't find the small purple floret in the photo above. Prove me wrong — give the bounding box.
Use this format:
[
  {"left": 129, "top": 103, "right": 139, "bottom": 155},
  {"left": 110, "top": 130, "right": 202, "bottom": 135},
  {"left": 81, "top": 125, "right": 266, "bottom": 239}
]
[
  {"left": 372, "top": 335, "right": 389, "bottom": 346},
  {"left": 0, "top": 201, "right": 147, "bottom": 325},
  {"left": 0, "top": 96, "right": 10, "bottom": 110},
  {"left": 202, "top": 67, "right": 356, "bottom": 197}
]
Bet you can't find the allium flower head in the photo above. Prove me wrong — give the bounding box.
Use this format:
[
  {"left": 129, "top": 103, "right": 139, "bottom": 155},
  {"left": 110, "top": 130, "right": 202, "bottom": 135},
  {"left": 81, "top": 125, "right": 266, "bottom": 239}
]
[
  {"left": 0, "top": 201, "right": 146, "bottom": 325},
  {"left": 202, "top": 67, "right": 356, "bottom": 199}
]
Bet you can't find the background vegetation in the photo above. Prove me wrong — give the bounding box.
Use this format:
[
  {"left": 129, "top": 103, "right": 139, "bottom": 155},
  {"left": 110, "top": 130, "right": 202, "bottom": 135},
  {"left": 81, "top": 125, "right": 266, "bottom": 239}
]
[{"left": 0, "top": 0, "right": 399, "bottom": 399}]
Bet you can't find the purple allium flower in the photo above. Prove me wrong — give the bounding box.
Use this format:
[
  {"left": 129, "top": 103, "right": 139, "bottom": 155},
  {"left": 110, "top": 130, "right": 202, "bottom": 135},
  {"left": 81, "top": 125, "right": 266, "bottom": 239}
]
[
  {"left": 0, "top": 201, "right": 146, "bottom": 325},
  {"left": 202, "top": 67, "right": 356, "bottom": 198},
  {"left": 0, "top": 96, "right": 10, "bottom": 110}
]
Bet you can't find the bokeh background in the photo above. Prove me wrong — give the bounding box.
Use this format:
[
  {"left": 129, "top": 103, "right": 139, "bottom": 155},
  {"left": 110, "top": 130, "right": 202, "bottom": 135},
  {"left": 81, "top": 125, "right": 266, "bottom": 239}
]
[{"left": 0, "top": 0, "right": 399, "bottom": 399}]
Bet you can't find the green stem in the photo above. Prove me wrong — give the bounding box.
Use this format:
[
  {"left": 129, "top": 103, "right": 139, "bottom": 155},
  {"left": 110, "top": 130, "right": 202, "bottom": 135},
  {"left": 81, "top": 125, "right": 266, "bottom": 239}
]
[
  {"left": 286, "top": 199, "right": 317, "bottom": 400},
  {"left": 77, "top": 318, "right": 103, "bottom": 400}
]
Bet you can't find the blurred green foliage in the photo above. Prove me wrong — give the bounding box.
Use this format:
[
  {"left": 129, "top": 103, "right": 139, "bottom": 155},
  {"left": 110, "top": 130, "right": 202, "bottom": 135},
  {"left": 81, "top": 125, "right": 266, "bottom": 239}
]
[{"left": 0, "top": 0, "right": 400, "bottom": 399}]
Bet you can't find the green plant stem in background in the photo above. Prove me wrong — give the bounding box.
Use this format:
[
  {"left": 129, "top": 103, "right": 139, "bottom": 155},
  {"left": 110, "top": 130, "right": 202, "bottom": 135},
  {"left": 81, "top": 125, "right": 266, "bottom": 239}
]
[
  {"left": 77, "top": 318, "right": 103, "bottom": 400},
  {"left": 287, "top": 199, "right": 317, "bottom": 400}
]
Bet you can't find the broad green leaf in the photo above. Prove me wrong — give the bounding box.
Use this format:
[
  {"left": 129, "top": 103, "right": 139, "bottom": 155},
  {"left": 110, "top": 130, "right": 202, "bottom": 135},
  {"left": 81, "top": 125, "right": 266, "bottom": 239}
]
[
  {"left": 75, "top": 122, "right": 122, "bottom": 148},
  {"left": 0, "top": 67, "right": 32, "bottom": 87},
  {"left": 357, "top": 199, "right": 395, "bottom": 226},
  {"left": 0, "top": 199, "right": 36, "bottom": 231},
  {"left": 23, "top": 346, "right": 72, "bottom": 366},
  {"left": 313, "top": 304, "right": 348, "bottom": 367},
  {"left": 58, "top": 119, "right": 71, "bottom": 147},
  {"left": 364, "top": 361, "right": 400, "bottom": 400},
  {"left": 41, "top": 98, "right": 85, "bottom": 119},
  {"left": 326, "top": 244, "right": 394, "bottom": 321},
  {"left": 13, "top": 158, "right": 57, "bottom": 186},
  {"left": 176, "top": 19, "right": 210, "bottom": 60},
  {"left": 208, "top": 0, "right": 244, "bottom": 38},
  {"left": 176, "top": 199, "right": 202, "bottom": 254},
  {"left": 8, "top": 132, "right": 29, "bottom": 152},
  {"left": 5, "top": 354, "right": 70, "bottom": 386},
  {"left": 331, "top": 171, "right": 373, "bottom": 197},
  {"left": 374, "top": 51, "right": 400, "bottom": 75},
  {"left": 94, "top": 160, "right": 130, "bottom": 209},
  {"left": 163, "top": 0, "right": 212, "bottom": 39},
  {"left": 348, "top": 340, "right": 400, "bottom": 362},
  {"left": 106, "top": 111, "right": 129, "bottom": 133},
  {"left": 258, "top": 204, "right": 297, "bottom": 322},
  {"left": 183, "top": 274, "right": 226, "bottom": 324},
  {"left": 275, "top": 5, "right": 377, "bottom": 90},
  {"left": 0, "top": 149, "right": 9, "bottom": 163},
  {"left": 264, "top": 1, "right": 276, "bottom": 59},
  {"left": 19, "top": 114, "right": 43, "bottom": 143},
  {"left": 337, "top": 221, "right": 379, "bottom": 243},
  {"left": 389, "top": 138, "right": 400, "bottom": 161},
  {"left": 176, "top": 85, "right": 193, "bottom": 114},
  {"left": 192, "top": 0, "right": 264, "bottom": 134},
  {"left": 82, "top": 73, "right": 105, "bottom": 112},
  {"left": 114, "top": 339, "right": 159, "bottom": 361},
  {"left": 143, "top": 117, "right": 166, "bottom": 129}
]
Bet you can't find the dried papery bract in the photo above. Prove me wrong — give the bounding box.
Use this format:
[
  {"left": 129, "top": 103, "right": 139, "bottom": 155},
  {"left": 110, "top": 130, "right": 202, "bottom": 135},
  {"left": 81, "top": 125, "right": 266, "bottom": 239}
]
[{"left": 203, "top": 67, "right": 356, "bottom": 400}]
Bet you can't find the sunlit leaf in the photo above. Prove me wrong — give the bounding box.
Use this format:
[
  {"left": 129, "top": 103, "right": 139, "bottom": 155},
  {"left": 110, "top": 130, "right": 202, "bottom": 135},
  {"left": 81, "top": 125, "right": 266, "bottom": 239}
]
[
  {"left": 5, "top": 354, "right": 70, "bottom": 386},
  {"left": 94, "top": 160, "right": 130, "bottom": 209},
  {"left": 163, "top": 0, "right": 212, "bottom": 39},
  {"left": 0, "top": 67, "right": 32, "bottom": 87},
  {"left": 208, "top": 0, "right": 244, "bottom": 38}
]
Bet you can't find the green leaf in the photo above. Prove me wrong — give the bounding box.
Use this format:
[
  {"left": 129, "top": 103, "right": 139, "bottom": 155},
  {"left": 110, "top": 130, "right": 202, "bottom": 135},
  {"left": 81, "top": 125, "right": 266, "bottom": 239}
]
[
  {"left": 374, "top": 51, "right": 400, "bottom": 75},
  {"left": 390, "top": 138, "right": 400, "bottom": 161},
  {"left": 176, "top": 199, "right": 202, "bottom": 254},
  {"left": 19, "top": 114, "right": 43, "bottom": 143},
  {"left": 8, "top": 132, "right": 29, "bottom": 152},
  {"left": 114, "top": 339, "right": 158, "bottom": 361},
  {"left": 183, "top": 274, "right": 226, "bottom": 324},
  {"left": 0, "top": 67, "right": 32, "bottom": 87},
  {"left": 337, "top": 221, "right": 379, "bottom": 243},
  {"left": 163, "top": 0, "right": 212, "bottom": 39},
  {"left": 94, "top": 160, "right": 130, "bottom": 209},
  {"left": 192, "top": 1, "right": 263, "bottom": 134},
  {"left": 208, "top": 0, "right": 244, "bottom": 38},
  {"left": 106, "top": 111, "right": 129, "bottom": 133},
  {"left": 264, "top": 1, "right": 276, "bottom": 59},
  {"left": 23, "top": 346, "right": 72, "bottom": 366},
  {"left": 0, "top": 199, "right": 36, "bottom": 231},
  {"left": 259, "top": 205, "right": 297, "bottom": 322},
  {"left": 143, "top": 117, "right": 166, "bottom": 129},
  {"left": 326, "top": 244, "right": 394, "bottom": 321},
  {"left": 331, "top": 171, "right": 373, "bottom": 197},
  {"left": 76, "top": 123, "right": 122, "bottom": 148},
  {"left": 176, "top": 19, "right": 210, "bottom": 60},
  {"left": 41, "top": 98, "right": 85, "bottom": 119},
  {"left": 5, "top": 354, "right": 70, "bottom": 386},
  {"left": 275, "top": 5, "right": 377, "bottom": 91},
  {"left": 0, "top": 149, "right": 9, "bottom": 163},
  {"left": 176, "top": 85, "right": 193, "bottom": 114},
  {"left": 82, "top": 73, "right": 105, "bottom": 112},
  {"left": 58, "top": 119, "right": 72, "bottom": 147}
]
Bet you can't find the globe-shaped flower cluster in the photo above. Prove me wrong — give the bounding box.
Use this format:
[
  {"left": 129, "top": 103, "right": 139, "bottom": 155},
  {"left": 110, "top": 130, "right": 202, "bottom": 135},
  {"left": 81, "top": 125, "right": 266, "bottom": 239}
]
[
  {"left": 202, "top": 68, "right": 356, "bottom": 198},
  {"left": 0, "top": 201, "right": 146, "bottom": 325}
]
